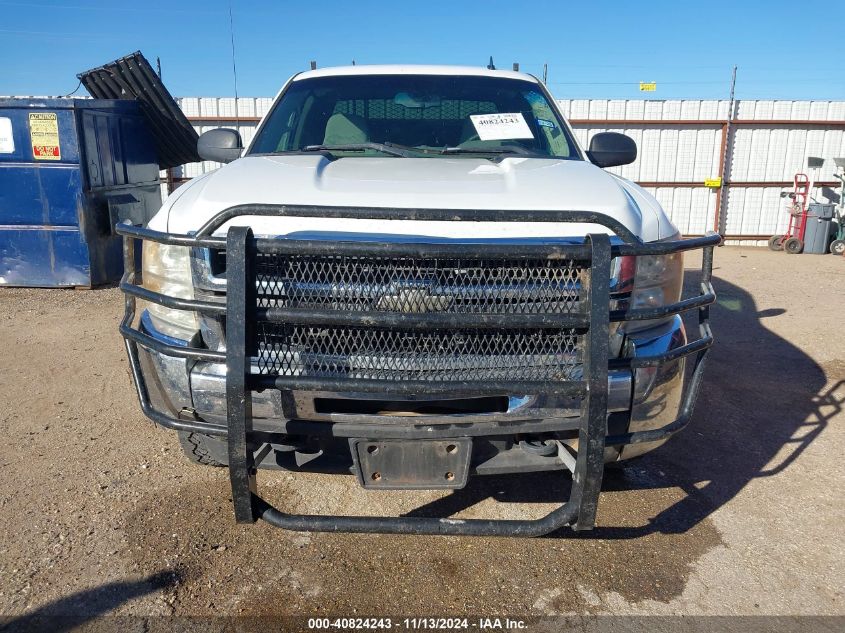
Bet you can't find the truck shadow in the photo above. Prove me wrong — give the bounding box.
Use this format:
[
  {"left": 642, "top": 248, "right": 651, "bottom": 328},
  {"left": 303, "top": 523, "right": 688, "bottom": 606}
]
[
  {"left": 404, "top": 272, "right": 842, "bottom": 538},
  {"left": 0, "top": 570, "right": 181, "bottom": 633}
]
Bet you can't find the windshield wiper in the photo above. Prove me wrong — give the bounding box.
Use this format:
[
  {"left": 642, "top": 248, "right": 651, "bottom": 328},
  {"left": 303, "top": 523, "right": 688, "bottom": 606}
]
[
  {"left": 437, "top": 146, "right": 541, "bottom": 157},
  {"left": 301, "top": 142, "right": 415, "bottom": 158},
  {"left": 298, "top": 143, "right": 544, "bottom": 159}
]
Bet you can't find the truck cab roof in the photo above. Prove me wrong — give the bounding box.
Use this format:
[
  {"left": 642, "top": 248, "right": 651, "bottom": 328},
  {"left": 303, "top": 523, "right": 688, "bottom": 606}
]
[{"left": 294, "top": 64, "right": 540, "bottom": 83}]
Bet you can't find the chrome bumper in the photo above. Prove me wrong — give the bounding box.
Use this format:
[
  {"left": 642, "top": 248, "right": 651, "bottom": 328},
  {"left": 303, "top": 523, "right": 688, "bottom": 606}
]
[{"left": 136, "top": 311, "right": 689, "bottom": 459}]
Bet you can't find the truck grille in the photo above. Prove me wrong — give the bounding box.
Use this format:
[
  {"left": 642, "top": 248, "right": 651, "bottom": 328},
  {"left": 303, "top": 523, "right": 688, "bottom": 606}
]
[
  {"left": 248, "top": 253, "right": 586, "bottom": 383},
  {"left": 254, "top": 253, "right": 582, "bottom": 314}
]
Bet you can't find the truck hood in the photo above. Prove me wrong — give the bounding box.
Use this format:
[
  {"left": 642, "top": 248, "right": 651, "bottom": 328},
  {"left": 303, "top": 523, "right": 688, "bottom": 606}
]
[{"left": 158, "top": 155, "right": 672, "bottom": 242}]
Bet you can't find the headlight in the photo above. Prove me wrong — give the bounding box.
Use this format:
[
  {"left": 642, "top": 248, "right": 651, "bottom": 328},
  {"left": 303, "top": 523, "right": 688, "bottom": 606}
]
[
  {"left": 624, "top": 248, "right": 684, "bottom": 334},
  {"left": 616, "top": 245, "right": 685, "bottom": 400},
  {"left": 141, "top": 241, "right": 199, "bottom": 342}
]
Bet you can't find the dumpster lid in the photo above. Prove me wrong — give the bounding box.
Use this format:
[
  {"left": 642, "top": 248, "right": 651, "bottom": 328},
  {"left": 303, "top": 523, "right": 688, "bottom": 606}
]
[{"left": 77, "top": 51, "right": 199, "bottom": 170}]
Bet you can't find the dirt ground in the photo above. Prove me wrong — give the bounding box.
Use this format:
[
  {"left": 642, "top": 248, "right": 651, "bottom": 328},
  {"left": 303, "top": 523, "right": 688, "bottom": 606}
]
[{"left": 0, "top": 247, "right": 843, "bottom": 627}]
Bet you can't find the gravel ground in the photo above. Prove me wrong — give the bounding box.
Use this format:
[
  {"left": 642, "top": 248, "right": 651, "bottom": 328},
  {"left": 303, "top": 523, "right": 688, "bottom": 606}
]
[{"left": 0, "top": 247, "right": 842, "bottom": 625}]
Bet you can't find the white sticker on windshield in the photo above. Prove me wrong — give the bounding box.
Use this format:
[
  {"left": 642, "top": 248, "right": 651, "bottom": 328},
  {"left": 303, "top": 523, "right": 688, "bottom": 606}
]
[{"left": 470, "top": 112, "right": 534, "bottom": 141}]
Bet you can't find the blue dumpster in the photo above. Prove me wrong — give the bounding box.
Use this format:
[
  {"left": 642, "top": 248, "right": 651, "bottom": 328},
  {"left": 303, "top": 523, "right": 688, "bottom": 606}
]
[{"left": 0, "top": 97, "right": 161, "bottom": 287}]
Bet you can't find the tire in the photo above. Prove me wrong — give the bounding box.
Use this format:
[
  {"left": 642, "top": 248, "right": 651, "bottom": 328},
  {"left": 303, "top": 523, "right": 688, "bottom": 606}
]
[
  {"left": 831, "top": 239, "right": 845, "bottom": 255},
  {"left": 768, "top": 235, "right": 784, "bottom": 251},
  {"left": 178, "top": 432, "right": 228, "bottom": 467},
  {"left": 784, "top": 237, "right": 803, "bottom": 254}
]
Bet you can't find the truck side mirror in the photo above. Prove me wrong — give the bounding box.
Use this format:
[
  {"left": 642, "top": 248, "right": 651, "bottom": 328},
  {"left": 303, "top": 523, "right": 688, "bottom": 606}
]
[
  {"left": 587, "top": 132, "right": 637, "bottom": 168},
  {"left": 197, "top": 128, "right": 243, "bottom": 163}
]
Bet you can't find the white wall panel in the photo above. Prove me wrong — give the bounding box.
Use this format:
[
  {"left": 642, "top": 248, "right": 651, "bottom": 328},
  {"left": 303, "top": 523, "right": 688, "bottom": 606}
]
[
  {"left": 784, "top": 129, "right": 808, "bottom": 176},
  {"left": 676, "top": 129, "right": 697, "bottom": 181},
  {"left": 730, "top": 128, "right": 752, "bottom": 180},
  {"left": 829, "top": 102, "right": 845, "bottom": 120},
  {"left": 177, "top": 97, "right": 199, "bottom": 117},
  {"left": 199, "top": 98, "right": 217, "bottom": 117},
  {"left": 607, "top": 99, "right": 626, "bottom": 119},
  {"left": 256, "top": 98, "right": 274, "bottom": 116},
  {"left": 668, "top": 188, "right": 691, "bottom": 231},
  {"left": 772, "top": 101, "right": 793, "bottom": 119},
  {"left": 693, "top": 128, "right": 719, "bottom": 180},
  {"left": 588, "top": 100, "right": 607, "bottom": 119},
  {"left": 809, "top": 101, "right": 829, "bottom": 119},
  {"left": 791, "top": 102, "right": 812, "bottom": 119},
  {"left": 764, "top": 129, "right": 789, "bottom": 180},
  {"left": 690, "top": 187, "right": 715, "bottom": 234},
  {"left": 237, "top": 99, "right": 256, "bottom": 118},
  {"left": 217, "top": 98, "right": 236, "bottom": 117},
  {"left": 625, "top": 100, "right": 645, "bottom": 119}
]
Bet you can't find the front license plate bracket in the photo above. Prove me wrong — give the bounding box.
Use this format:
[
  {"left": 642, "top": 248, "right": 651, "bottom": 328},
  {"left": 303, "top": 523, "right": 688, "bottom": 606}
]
[{"left": 350, "top": 438, "right": 472, "bottom": 490}]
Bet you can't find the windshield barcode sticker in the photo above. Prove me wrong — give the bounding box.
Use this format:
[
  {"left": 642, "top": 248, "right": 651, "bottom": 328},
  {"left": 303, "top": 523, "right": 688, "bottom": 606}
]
[{"left": 470, "top": 112, "right": 534, "bottom": 141}]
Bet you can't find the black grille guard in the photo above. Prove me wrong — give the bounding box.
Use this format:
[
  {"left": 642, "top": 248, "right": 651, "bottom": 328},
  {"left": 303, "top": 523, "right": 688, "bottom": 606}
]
[{"left": 116, "top": 205, "right": 720, "bottom": 537}]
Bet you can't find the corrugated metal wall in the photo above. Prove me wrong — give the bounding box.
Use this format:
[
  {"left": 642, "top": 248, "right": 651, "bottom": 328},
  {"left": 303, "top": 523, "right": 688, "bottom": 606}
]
[{"left": 167, "top": 97, "right": 845, "bottom": 240}]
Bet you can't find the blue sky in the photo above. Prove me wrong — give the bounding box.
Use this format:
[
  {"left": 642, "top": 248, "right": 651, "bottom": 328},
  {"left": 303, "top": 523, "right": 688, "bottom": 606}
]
[{"left": 1, "top": 0, "right": 843, "bottom": 101}]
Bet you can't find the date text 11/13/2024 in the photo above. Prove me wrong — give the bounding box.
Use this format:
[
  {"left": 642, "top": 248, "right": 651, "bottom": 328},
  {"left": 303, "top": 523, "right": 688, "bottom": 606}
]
[{"left": 307, "top": 617, "right": 528, "bottom": 630}]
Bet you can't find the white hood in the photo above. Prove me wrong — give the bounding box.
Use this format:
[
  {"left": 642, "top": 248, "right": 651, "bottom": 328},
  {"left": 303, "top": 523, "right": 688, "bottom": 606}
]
[{"left": 156, "top": 155, "right": 674, "bottom": 242}]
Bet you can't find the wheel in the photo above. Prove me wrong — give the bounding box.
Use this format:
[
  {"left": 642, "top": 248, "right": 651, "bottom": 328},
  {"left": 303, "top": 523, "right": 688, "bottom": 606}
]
[
  {"left": 831, "top": 239, "right": 845, "bottom": 255},
  {"left": 784, "top": 237, "right": 803, "bottom": 254},
  {"left": 768, "top": 235, "right": 784, "bottom": 251},
  {"left": 178, "top": 432, "right": 228, "bottom": 467}
]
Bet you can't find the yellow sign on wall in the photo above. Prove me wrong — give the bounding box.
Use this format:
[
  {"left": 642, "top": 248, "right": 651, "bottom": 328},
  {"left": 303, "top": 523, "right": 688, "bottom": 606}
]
[
  {"left": 639, "top": 82, "right": 657, "bottom": 92},
  {"left": 29, "top": 112, "right": 61, "bottom": 161},
  {"left": 704, "top": 177, "right": 722, "bottom": 188}
]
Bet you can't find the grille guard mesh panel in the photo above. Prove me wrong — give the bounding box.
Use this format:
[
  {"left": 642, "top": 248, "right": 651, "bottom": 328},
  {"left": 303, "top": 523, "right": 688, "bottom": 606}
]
[
  {"left": 255, "top": 323, "right": 583, "bottom": 382},
  {"left": 254, "top": 253, "right": 583, "bottom": 315},
  {"left": 252, "top": 251, "right": 585, "bottom": 383}
]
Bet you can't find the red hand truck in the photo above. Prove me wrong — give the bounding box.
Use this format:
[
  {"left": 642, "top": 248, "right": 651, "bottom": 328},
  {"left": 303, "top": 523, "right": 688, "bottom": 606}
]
[{"left": 769, "top": 173, "right": 811, "bottom": 254}]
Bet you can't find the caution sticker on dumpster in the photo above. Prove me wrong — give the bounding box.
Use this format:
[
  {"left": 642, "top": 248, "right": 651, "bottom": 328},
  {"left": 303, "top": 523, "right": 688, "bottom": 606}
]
[{"left": 28, "top": 112, "right": 61, "bottom": 160}]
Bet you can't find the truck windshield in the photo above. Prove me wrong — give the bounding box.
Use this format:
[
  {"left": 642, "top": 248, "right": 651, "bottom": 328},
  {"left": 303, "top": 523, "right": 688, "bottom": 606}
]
[{"left": 249, "top": 74, "right": 580, "bottom": 159}]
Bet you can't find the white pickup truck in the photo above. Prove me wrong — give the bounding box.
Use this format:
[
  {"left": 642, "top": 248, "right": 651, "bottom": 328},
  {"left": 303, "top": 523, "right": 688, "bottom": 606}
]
[{"left": 118, "top": 65, "right": 719, "bottom": 536}]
